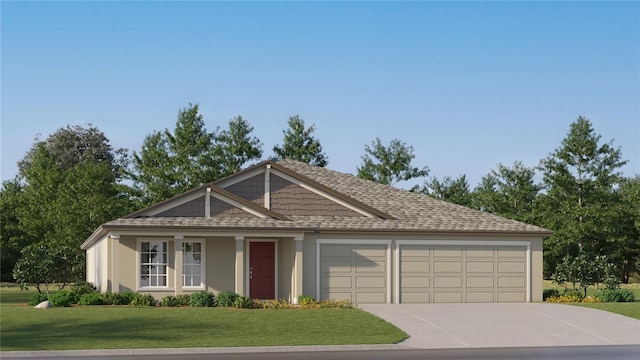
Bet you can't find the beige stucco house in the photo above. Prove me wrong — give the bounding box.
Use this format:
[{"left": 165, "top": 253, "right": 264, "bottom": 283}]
[{"left": 81, "top": 159, "right": 551, "bottom": 304}]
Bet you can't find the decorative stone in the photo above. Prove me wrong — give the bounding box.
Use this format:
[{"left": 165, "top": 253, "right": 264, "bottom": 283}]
[{"left": 34, "top": 300, "right": 51, "bottom": 309}]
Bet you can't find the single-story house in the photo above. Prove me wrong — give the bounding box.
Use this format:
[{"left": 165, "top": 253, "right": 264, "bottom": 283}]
[{"left": 81, "top": 159, "right": 552, "bottom": 304}]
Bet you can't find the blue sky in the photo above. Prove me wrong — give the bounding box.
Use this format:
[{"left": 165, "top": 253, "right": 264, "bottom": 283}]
[{"left": 2, "top": 1, "right": 638, "bottom": 188}]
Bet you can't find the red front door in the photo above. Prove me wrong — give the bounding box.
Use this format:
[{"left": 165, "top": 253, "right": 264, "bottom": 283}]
[{"left": 249, "top": 242, "right": 275, "bottom": 299}]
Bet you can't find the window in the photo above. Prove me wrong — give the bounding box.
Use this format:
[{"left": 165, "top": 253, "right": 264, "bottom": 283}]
[
  {"left": 140, "top": 241, "right": 168, "bottom": 287},
  {"left": 183, "top": 241, "right": 203, "bottom": 287}
]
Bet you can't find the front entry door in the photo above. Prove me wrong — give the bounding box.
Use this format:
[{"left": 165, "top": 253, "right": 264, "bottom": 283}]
[{"left": 249, "top": 242, "right": 275, "bottom": 299}]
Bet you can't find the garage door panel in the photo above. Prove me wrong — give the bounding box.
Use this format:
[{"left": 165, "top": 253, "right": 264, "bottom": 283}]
[
  {"left": 402, "top": 260, "right": 429, "bottom": 273},
  {"left": 322, "top": 276, "right": 352, "bottom": 288},
  {"left": 466, "top": 276, "right": 494, "bottom": 288},
  {"left": 401, "top": 246, "right": 430, "bottom": 257},
  {"left": 321, "top": 261, "right": 352, "bottom": 273},
  {"left": 322, "top": 291, "right": 353, "bottom": 302},
  {"left": 498, "top": 291, "right": 526, "bottom": 302},
  {"left": 498, "top": 276, "right": 526, "bottom": 288},
  {"left": 402, "top": 292, "right": 430, "bottom": 303},
  {"left": 498, "top": 247, "right": 526, "bottom": 258},
  {"left": 356, "top": 292, "right": 386, "bottom": 304},
  {"left": 322, "top": 245, "right": 352, "bottom": 257},
  {"left": 355, "top": 259, "right": 386, "bottom": 273},
  {"left": 466, "top": 292, "right": 494, "bottom": 302},
  {"left": 498, "top": 261, "right": 525, "bottom": 273},
  {"left": 434, "top": 261, "right": 463, "bottom": 273},
  {"left": 467, "top": 261, "right": 494, "bottom": 273},
  {"left": 402, "top": 276, "right": 430, "bottom": 288},
  {"left": 356, "top": 276, "right": 386, "bottom": 288},
  {"left": 354, "top": 246, "right": 386, "bottom": 257},
  {"left": 433, "top": 292, "right": 462, "bottom": 303},
  {"left": 433, "top": 246, "right": 463, "bottom": 258},
  {"left": 466, "top": 247, "right": 495, "bottom": 258},
  {"left": 434, "top": 276, "right": 463, "bottom": 288}
]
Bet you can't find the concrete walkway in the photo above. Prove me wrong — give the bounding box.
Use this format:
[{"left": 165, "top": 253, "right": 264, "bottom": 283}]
[{"left": 359, "top": 303, "right": 640, "bottom": 349}]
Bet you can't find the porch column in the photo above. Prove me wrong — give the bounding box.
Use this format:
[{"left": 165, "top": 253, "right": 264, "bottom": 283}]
[
  {"left": 109, "top": 234, "right": 120, "bottom": 293},
  {"left": 235, "top": 236, "right": 245, "bottom": 295},
  {"left": 174, "top": 235, "right": 183, "bottom": 295},
  {"left": 293, "top": 235, "right": 304, "bottom": 304}
]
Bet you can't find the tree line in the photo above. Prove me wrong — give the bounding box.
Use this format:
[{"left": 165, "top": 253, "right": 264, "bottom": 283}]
[{"left": 1, "top": 104, "right": 638, "bottom": 290}]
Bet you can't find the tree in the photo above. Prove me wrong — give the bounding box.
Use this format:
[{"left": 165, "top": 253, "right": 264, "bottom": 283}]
[
  {"left": 13, "top": 243, "right": 83, "bottom": 294},
  {"left": 216, "top": 116, "right": 263, "bottom": 176},
  {"left": 472, "top": 161, "right": 541, "bottom": 223},
  {"left": 132, "top": 103, "right": 220, "bottom": 205},
  {"left": 538, "top": 116, "right": 627, "bottom": 277},
  {"left": 272, "top": 115, "right": 328, "bottom": 166},
  {"left": 357, "top": 138, "right": 428, "bottom": 186},
  {"left": 413, "top": 175, "right": 473, "bottom": 207},
  {"left": 0, "top": 179, "right": 31, "bottom": 282},
  {"left": 607, "top": 176, "right": 640, "bottom": 282}
]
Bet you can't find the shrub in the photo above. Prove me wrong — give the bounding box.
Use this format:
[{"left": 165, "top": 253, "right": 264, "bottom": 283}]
[
  {"left": 119, "top": 291, "right": 136, "bottom": 305},
  {"left": 176, "top": 294, "right": 191, "bottom": 306},
  {"left": 563, "top": 289, "right": 585, "bottom": 301},
  {"left": 29, "top": 292, "right": 49, "bottom": 306},
  {"left": 72, "top": 281, "right": 97, "bottom": 296},
  {"left": 49, "top": 290, "right": 78, "bottom": 307},
  {"left": 101, "top": 292, "right": 121, "bottom": 305},
  {"left": 161, "top": 295, "right": 179, "bottom": 307},
  {"left": 261, "top": 298, "right": 294, "bottom": 309},
  {"left": 217, "top": 290, "right": 238, "bottom": 307},
  {"left": 79, "top": 293, "right": 104, "bottom": 305},
  {"left": 190, "top": 291, "right": 215, "bottom": 307},
  {"left": 545, "top": 295, "right": 584, "bottom": 303},
  {"left": 597, "top": 288, "right": 636, "bottom": 303},
  {"left": 297, "top": 295, "right": 315, "bottom": 306},
  {"left": 131, "top": 293, "right": 157, "bottom": 306},
  {"left": 233, "top": 295, "right": 257, "bottom": 309},
  {"left": 543, "top": 289, "right": 560, "bottom": 301}
]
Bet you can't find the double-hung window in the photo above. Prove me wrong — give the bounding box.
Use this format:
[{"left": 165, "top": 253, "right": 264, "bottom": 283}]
[
  {"left": 183, "top": 241, "right": 203, "bottom": 288},
  {"left": 140, "top": 241, "right": 168, "bottom": 287}
]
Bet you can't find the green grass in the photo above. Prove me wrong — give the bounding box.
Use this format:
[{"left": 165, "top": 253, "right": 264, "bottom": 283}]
[
  {"left": 571, "top": 302, "right": 640, "bottom": 320},
  {"left": 543, "top": 280, "right": 640, "bottom": 320},
  {"left": 0, "top": 287, "right": 407, "bottom": 351}
]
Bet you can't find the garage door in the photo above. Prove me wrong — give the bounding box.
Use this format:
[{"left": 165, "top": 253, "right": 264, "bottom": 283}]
[
  {"left": 399, "top": 244, "right": 528, "bottom": 303},
  {"left": 319, "top": 243, "right": 388, "bottom": 304}
]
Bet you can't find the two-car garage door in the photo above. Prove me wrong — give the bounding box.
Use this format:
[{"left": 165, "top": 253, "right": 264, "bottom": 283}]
[{"left": 318, "top": 241, "right": 529, "bottom": 304}]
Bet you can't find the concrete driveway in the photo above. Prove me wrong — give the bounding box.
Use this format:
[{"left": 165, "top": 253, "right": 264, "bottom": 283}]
[{"left": 360, "top": 303, "right": 640, "bottom": 349}]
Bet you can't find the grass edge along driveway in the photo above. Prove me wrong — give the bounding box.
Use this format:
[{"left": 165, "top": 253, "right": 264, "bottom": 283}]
[{"left": 0, "top": 291, "right": 407, "bottom": 351}]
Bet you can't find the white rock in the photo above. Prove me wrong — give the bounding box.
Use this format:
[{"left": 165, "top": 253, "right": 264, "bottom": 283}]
[{"left": 34, "top": 300, "right": 51, "bottom": 309}]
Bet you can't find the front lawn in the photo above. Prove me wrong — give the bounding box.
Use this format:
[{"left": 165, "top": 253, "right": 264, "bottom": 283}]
[
  {"left": 0, "top": 287, "right": 407, "bottom": 351},
  {"left": 570, "top": 302, "right": 640, "bottom": 320}
]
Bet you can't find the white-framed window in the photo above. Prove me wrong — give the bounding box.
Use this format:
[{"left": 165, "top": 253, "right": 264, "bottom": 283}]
[
  {"left": 183, "top": 241, "right": 204, "bottom": 288},
  {"left": 140, "top": 240, "right": 168, "bottom": 288}
]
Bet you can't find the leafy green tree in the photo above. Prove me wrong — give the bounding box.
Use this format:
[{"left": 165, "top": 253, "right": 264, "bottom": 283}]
[
  {"left": 357, "top": 138, "right": 428, "bottom": 186},
  {"left": 13, "top": 243, "right": 83, "bottom": 294},
  {"left": 607, "top": 176, "right": 640, "bottom": 282},
  {"left": 0, "top": 179, "right": 31, "bottom": 282},
  {"left": 472, "top": 161, "right": 541, "bottom": 223},
  {"left": 413, "top": 175, "right": 473, "bottom": 207},
  {"left": 272, "top": 115, "right": 328, "bottom": 166},
  {"left": 132, "top": 103, "right": 220, "bottom": 205},
  {"left": 538, "top": 117, "right": 627, "bottom": 277},
  {"left": 552, "top": 254, "right": 616, "bottom": 297},
  {"left": 216, "top": 116, "right": 263, "bottom": 176}
]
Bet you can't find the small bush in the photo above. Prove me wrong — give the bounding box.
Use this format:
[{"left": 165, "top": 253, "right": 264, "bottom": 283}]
[
  {"left": 597, "top": 288, "right": 636, "bottom": 303},
  {"left": 176, "top": 294, "right": 191, "bottom": 306},
  {"left": 261, "top": 298, "right": 294, "bottom": 309},
  {"left": 190, "top": 291, "right": 215, "bottom": 307},
  {"left": 233, "top": 295, "right": 257, "bottom": 309},
  {"left": 72, "top": 281, "right": 97, "bottom": 296},
  {"left": 217, "top": 290, "right": 238, "bottom": 307},
  {"left": 79, "top": 293, "right": 104, "bottom": 305},
  {"left": 543, "top": 289, "right": 560, "bottom": 301},
  {"left": 297, "top": 295, "right": 315, "bottom": 306},
  {"left": 161, "top": 295, "right": 179, "bottom": 307},
  {"left": 119, "top": 291, "right": 136, "bottom": 305},
  {"left": 49, "top": 290, "right": 78, "bottom": 307},
  {"left": 131, "top": 293, "right": 157, "bottom": 306},
  {"left": 29, "top": 292, "right": 49, "bottom": 306},
  {"left": 563, "top": 289, "right": 585, "bottom": 301},
  {"left": 101, "top": 292, "right": 121, "bottom": 305}
]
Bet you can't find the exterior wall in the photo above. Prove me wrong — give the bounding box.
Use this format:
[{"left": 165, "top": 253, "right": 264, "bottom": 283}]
[
  {"left": 156, "top": 196, "right": 205, "bottom": 217},
  {"left": 531, "top": 237, "right": 544, "bottom": 302},
  {"left": 118, "top": 236, "right": 138, "bottom": 293},
  {"left": 85, "top": 237, "right": 108, "bottom": 292},
  {"left": 205, "top": 236, "right": 236, "bottom": 294},
  {"left": 211, "top": 199, "right": 257, "bottom": 218},
  {"left": 279, "top": 237, "right": 294, "bottom": 302},
  {"left": 270, "top": 175, "right": 363, "bottom": 217},
  {"left": 225, "top": 173, "right": 265, "bottom": 206}
]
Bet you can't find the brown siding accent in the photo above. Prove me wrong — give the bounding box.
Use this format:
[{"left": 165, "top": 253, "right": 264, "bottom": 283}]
[
  {"left": 210, "top": 198, "right": 258, "bottom": 218},
  {"left": 270, "top": 175, "right": 363, "bottom": 217},
  {"left": 225, "top": 173, "right": 265, "bottom": 206},
  {"left": 156, "top": 197, "right": 205, "bottom": 217}
]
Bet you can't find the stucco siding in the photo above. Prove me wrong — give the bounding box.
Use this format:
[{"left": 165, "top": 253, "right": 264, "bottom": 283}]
[
  {"left": 279, "top": 238, "right": 294, "bottom": 302},
  {"left": 118, "top": 236, "right": 138, "bottom": 293},
  {"left": 205, "top": 236, "right": 236, "bottom": 294}
]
